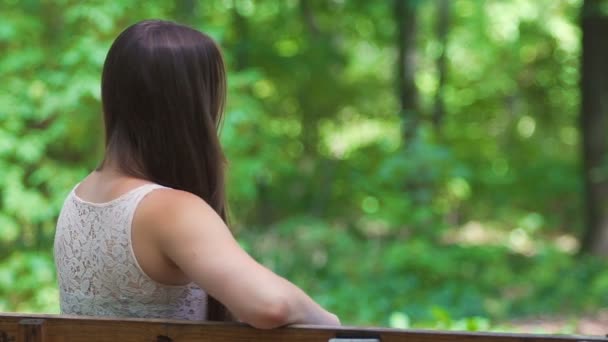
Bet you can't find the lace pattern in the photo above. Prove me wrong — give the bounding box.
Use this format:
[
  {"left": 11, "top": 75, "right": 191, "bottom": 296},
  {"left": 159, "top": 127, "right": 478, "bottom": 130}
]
[{"left": 53, "top": 184, "right": 207, "bottom": 320}]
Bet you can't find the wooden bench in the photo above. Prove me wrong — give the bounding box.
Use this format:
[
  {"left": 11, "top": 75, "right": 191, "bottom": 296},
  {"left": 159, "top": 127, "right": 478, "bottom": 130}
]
[{"left": 0, "top": 313, "right": 606, "bottom": 342}]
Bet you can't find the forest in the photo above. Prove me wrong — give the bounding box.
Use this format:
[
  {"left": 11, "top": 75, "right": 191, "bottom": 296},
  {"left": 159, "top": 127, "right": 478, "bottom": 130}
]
[{"left": 0, "top": 0, "right": 607, "bottom": 333}]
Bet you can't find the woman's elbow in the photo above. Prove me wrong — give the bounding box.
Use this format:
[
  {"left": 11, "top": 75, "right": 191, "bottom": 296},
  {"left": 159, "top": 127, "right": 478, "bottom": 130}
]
[{"left": 244, "top": 297, "right": 292, "bottom": 329}]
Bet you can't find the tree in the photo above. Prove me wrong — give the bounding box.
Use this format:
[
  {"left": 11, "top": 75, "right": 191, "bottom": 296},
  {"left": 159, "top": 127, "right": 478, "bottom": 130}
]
[
  {"left": 580, "top": 0, "right": 608, "bottom": 256},
  {"left": 432, "top": 0, "right": 450, "bottom": 137},
  {"left": 395, "top": 0, "right": 420, "bottom": 144}
]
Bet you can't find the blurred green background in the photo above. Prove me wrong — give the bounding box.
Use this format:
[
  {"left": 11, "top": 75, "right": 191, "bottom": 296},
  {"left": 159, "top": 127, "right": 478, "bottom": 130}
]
[{"left": 1, "top": 0, "right": 608, "bottom": 333}]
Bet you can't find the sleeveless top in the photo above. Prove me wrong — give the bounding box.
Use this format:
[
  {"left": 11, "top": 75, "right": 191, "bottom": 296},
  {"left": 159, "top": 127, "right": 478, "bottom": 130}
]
[{"left": 53, "top": 183, "right": 207, "bottom": 320}]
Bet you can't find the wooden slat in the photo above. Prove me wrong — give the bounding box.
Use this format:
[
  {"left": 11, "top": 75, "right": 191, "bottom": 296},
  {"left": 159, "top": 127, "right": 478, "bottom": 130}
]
[
  {"left": 18, "top": 319, "right": 46, "bottom": 342},
  {"left": 0, "top": 315, "right": 17, "bottom": 342},
  {"left": 0, "top": 313, "right": 606, "bottom": 342}
]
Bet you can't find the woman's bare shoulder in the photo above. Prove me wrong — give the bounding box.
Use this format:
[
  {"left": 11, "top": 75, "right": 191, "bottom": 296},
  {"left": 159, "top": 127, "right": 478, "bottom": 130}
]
[{"left": 138, "top": 187, "right": 221, "bottom": 230}]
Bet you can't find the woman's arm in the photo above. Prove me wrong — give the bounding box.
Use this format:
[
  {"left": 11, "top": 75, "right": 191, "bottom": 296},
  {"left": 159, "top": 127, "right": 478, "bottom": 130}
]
[{"left": 142, "top": 189, "right": 340, "bottom": 329}]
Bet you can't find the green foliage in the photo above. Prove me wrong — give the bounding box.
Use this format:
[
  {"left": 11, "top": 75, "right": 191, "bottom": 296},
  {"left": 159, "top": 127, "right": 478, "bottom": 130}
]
[
  {"left": 0, "top": 0, "right": 606, "bottom": 332},
  {"left": 240, "top": 218, "right": 608, "bottom": 326}
]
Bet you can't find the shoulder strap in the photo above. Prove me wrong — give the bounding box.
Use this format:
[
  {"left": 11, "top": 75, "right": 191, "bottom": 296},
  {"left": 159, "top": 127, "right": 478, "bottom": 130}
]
[
  {"left": 127, "top": 183, "right": 169, "bottom": 222},
  {"left": 131, "top": 184, "right": 168, "bottom": 200}
]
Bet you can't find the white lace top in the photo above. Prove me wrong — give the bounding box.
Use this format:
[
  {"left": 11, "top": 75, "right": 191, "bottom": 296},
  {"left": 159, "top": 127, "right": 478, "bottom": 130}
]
[{"left": 53, "top": 183, "right": 207, "bottom": 320}]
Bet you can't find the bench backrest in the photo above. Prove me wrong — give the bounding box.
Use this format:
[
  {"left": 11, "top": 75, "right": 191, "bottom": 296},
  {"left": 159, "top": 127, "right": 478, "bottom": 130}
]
[{"left": 0, "top": 313, "right": 606, "bottom": 342}]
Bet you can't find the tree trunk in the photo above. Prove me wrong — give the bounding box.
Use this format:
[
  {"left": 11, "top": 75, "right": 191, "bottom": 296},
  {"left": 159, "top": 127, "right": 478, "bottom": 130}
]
[
  {"left": 175, "top": 0, "right": 197, "bottom": 25},
  {"left": 432, "top": 0, "right": 450, "bottom": 138},
  {"left": 232, "top": 0, "right": 249, "bottom": 70},
  {"left": 580, "top": 0, "right": 608, "bottom": 256},
  {"left": 395, "top": 0, "right": 420, "bottom": 144},
  {"left": 300, "top": 0, "right": 321, "bottom": 37}
]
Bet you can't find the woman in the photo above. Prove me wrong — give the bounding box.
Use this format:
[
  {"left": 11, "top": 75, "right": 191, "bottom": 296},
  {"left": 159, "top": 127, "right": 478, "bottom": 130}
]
[{"left": 53, "top": 19, "right": 340, "bottom": 329}]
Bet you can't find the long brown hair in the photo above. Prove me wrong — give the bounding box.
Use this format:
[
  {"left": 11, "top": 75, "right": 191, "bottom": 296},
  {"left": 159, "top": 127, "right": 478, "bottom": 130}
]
[{"left": 100, "top": 19, "right": 230, "bottom": 321}]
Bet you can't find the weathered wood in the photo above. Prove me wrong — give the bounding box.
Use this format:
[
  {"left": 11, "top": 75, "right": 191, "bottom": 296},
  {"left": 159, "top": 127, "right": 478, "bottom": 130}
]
[
  {"left": 0, "top": 313, "right": 605, "bottom": 342},
  {"left": 18, "top": 319, "right": 45, "bottom": 342},
  {"left": 0, "top": 315, "right": 17, "bottom": 342}
]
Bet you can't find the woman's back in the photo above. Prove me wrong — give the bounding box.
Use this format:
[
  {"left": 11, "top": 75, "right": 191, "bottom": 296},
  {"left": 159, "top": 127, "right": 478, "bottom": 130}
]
[
  {"left": 53, "top": 19, "right": 339, "bottom": 328},
  {"left": 54, "top": 175, "right": 206, "bottom": 320}
]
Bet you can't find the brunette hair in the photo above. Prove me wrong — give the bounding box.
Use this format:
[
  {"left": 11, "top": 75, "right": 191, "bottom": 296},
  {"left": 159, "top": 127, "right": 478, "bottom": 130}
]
[{"left": 100, "top": 19, "right": 230, "bottom": 321}]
